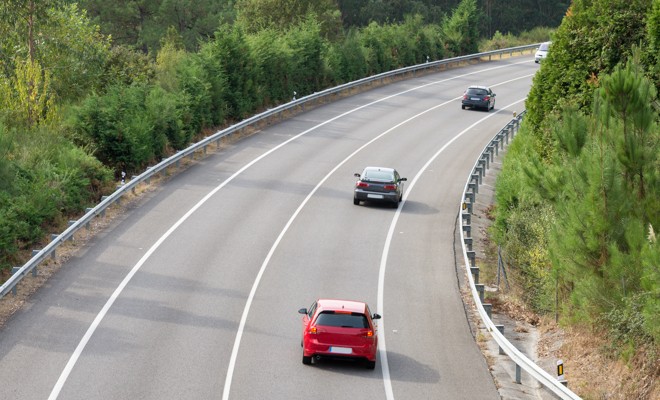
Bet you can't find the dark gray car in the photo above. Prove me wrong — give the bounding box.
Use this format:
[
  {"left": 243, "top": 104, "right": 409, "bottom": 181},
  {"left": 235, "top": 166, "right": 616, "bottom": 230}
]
[
  {"left": 461, "top": 85, "right": 496, "bottom": 111},
  {"left": 353, "top": 167, "right": 407, "bottom": 208}
]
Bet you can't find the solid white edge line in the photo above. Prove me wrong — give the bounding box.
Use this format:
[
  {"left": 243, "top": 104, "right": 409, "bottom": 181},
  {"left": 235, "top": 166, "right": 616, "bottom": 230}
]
[
  {"left": 377, "top": 97, "right": 528, "bottom": 400},
  {"left": 48, "top": 61, "right": 533, "bottom": 399}
]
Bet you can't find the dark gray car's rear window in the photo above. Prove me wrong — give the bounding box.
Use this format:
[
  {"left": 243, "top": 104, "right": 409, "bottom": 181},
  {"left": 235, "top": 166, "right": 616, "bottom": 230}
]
[
  {"left": 364, "top": 170, "right": 394, "bottom": 182},
  {"left": 467, "top": 88, "right": 488, "bottom": 95},
  {"left": 316, "top": 312, "right": 369, "bottom": 328}
]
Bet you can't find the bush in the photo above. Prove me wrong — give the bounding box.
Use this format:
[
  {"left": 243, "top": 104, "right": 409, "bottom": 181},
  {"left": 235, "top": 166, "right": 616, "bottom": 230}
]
[
  {"left": 73, "top": 84, "right": 167, "bottom": 173},
  {"left": 0, "top": 123, "right": 112, "bottom": 272}
]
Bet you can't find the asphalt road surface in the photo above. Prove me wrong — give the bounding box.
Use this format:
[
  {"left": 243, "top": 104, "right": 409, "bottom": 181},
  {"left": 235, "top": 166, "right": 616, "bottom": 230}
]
[{"left": 0, "top": 56, "right": 537, "bottom": 400}]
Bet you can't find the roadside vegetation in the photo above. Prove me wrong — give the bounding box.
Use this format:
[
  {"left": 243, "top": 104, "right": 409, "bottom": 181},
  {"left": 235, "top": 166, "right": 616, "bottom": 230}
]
[{"left": 492, "top": 0, "right": 659, "bottom": 397}]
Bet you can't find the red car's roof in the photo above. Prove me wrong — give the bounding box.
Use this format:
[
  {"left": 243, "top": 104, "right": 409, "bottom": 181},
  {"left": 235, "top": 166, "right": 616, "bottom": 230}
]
[{"left": 316, "top": 299, "right": 367, "bottom": 314}]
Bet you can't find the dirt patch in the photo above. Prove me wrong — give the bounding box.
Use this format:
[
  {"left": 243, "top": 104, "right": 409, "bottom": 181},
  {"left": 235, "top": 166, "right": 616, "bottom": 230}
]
[{"left": 541, "top": 324, "right": 659, "bottom": 400}]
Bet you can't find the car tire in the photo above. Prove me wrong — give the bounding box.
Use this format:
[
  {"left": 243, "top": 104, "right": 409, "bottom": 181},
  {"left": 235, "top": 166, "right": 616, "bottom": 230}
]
[
  {"left": 302, "top": 355, "right": 312, "bottom": 365},
  {"left": 393, "top": 201, "right": 399, "bottom": 209},
  {"left": 353, "top": 198, "right": 360, "bottom": 205},
  {"left": 461, "top": 105, "right": 466, "bottom": 110},
  {"left": 366, "top": 360, "right": 376, "bottom": 370}
]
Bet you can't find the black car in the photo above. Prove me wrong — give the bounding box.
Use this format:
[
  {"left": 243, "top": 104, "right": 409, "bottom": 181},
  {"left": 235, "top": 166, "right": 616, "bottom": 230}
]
[
  {"left": 461, "top": 85, "right": 496, "bottom": 111},
  {"left": 353, "top": 167, "right": 407, "bottom": 208}
]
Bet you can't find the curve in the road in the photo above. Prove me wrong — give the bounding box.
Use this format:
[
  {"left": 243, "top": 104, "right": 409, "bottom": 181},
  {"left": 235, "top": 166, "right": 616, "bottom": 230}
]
[{"left": 48, "top": 62, "right": 533, "bottom": 400}]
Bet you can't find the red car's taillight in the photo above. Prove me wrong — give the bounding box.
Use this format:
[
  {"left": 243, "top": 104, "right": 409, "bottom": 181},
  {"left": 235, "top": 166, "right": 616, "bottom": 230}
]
[
  {"left": 383, "top": 184, "right": 396, "bottom": 190},
  {"left": 356, "top": 181, "right": 369, "bottom": 188}
]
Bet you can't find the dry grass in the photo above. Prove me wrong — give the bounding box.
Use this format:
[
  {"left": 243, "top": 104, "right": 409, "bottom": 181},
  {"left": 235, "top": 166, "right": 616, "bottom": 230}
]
[{"left": 551, "top": 325, "right": 659, "bottom": 400}]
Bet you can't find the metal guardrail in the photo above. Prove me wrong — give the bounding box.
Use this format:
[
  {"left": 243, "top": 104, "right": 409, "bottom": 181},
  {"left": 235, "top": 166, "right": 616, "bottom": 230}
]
[
  {"left": 0, "top": 44, "right": 539, "bottom": 300},
  {"left": 459, "top": 112, "right": 582, "bottom": 399}
]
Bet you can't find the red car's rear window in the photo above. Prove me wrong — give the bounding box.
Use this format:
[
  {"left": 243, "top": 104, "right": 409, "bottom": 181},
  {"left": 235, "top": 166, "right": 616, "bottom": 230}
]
[{"left": 315, "top": 311, "right": 369, "bottom": 328}]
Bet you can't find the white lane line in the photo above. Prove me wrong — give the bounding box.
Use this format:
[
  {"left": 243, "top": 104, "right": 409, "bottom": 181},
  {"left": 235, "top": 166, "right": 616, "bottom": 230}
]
[
  {"left": 222, "top": 77, "right": 533, "bottom": 399},
  {"left": 377, "top": 97, "right": 528, "bottom": 400},
  {"left": 48, "top": 62, "right": 533, "bottom": 399}
]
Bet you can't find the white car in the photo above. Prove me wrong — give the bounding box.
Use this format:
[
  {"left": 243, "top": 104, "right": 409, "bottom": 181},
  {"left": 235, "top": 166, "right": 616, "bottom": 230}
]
[{"left": 535, "top": 42, "right": 551, "bottom": 63}]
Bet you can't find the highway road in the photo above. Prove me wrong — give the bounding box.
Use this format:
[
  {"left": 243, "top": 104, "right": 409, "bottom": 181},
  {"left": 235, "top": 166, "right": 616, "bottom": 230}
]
[{"left": 0, "top": 55, "right": 537, "bottom": 399}]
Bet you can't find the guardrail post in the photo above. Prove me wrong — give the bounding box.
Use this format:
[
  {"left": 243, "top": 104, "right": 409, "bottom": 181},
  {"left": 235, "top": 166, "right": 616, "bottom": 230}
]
[
  {"left": 516, "top": 364, "right": 522, "bottom": 384},
  {"left": 462, "top": 224, "right": 471, "bottom": 237},
  {"left": 491, "top": 139, "right": 499, "bottom": 156},
  {"left": 468, "top": 181, "right": 478, "bottom": 195},
  {"left": 30, "top": 251, "right": 40, "bottom": 276},
  {"left": 495, "top": 325, "right": 505, "bottom": 354},
  {"left": 461, "top": 212, "right": 471, "bottom": 225},
  {"left": 476, "top": 284, "right": 484, "bottom": 303},
  {"left": 50, "top": 234, "right": 58, "bottom": 259},
  {"left": 11, "top": 267, "right": 20, "bottom": 295},
  {"left": 470, "top": 266, "right": 479, "bottom": 284},
  {"left": 478, "top": 157, "right": 487, "bottom": 171},
  {"left": 466, "top": 250, "right": 476, "bottom": 267},
  {"left": 463, "top": 237, "right": 473, "bottom": 251},
  {"left": 100, "top": 196, "right": 108, "bottom": 218},
  {"left": 482, "top": 154, "right": 490, "bottom": 170},
  {"left": 475, "top": 164, "right": 484, "bottom": 178},
  {"left": 483, "top": 303, "right": 492, "bottom": 318},
  {"left": 472, "top": 172, "right": 481, "bottom": 185},
  {"left": 464, "top": 191, "right": 474, "bottom": 205},
  {"left": 68, "top": 220, "right": 76, "bottom": 241},
  {"left": 488, "top": 147, "right": 495, "bottom": 162},
  {"left": 85, "top": 208, "right": 94, "bottom": 234}
]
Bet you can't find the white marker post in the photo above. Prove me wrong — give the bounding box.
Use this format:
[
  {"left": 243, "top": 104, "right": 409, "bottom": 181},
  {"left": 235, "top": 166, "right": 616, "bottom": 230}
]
[{"left": 557, "top": 359, "right": 567, "bottom": 387}]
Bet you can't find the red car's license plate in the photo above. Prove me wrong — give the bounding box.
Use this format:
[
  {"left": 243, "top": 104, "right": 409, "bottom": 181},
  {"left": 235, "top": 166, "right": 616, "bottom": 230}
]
[{"left": 329, "top": 346, "right": 352, "bottom": 354}]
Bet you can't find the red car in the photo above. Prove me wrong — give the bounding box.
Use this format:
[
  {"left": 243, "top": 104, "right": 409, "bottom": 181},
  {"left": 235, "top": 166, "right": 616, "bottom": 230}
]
[{"left": 298, "top": 299, "right": 381, "bottom": 369}]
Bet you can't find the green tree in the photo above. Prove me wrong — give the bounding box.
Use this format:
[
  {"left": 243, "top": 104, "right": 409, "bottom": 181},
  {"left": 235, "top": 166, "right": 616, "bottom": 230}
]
[
  {"left": 40, "top": 4, "right": 111, "bottom": 103},
  {"left": 236, "top": 0, "right": 341, "bottom": 39},
  {"left": 207, "top": 24, "right": 257, "bottom": 119},
  {"left": 248, "top": 29, "right": 293, "bottom": 104},
  {"left": 0, "top": 58, "right": 56, "bottom": 128},
  {"left": 442, "top": 0, "right": 480, "bottom": 56},
  {"left": 324, "top": 29, "right": 368, "bottom": 84},
  {"left": 283, "top": 16, "right": 326, "bottom": 96},
  {"left": 526, "top": 0, "right": 651, "bottom": 140}
]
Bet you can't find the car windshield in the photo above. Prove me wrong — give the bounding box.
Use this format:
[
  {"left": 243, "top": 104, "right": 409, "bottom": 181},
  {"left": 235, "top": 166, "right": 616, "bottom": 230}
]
[
  {"left": 539, "top": 43, "right": 549, "bottom": 51},
  {"left": 467, "top": 88, "right": 488, "bottom": 96},
  {"left": 316, "top": 311, "right": 369, "bottom": 328},
  {"left": 363, "top": 170, "right": 394, "bottom": 182}
]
